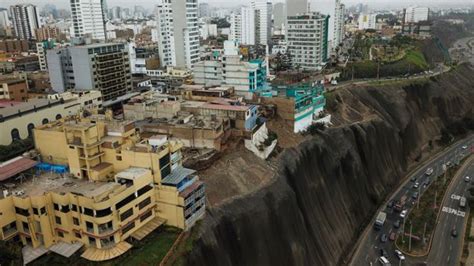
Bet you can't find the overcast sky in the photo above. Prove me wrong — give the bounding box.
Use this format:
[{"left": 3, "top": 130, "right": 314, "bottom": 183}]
[{"left": 1, "top": 0, "right": 471, "bottom": 10}]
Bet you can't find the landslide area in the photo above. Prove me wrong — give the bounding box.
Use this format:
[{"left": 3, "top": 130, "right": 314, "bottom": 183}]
[{"left": 180, "top": 64, "right": 474, "bottom": 266}]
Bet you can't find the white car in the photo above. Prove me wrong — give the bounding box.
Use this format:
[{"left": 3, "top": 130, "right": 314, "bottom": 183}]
[
  {"left": 400, "top": 210, "right": 408, "bottom": 219},
  {"left": 395, "top": 250, "right": 406, "bottom": 261},
  {"left": 462, "top": 145, "right": 468, "bottom": 149},
  {"left": 465, "top": 176, "right": 471, "bottom": 182},
  {"left": 425, "top": 168, "right": 434, "bottom": 176}
]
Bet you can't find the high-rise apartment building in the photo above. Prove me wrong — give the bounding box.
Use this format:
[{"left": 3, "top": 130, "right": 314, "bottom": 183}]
[
  {"left": 47, "top": 43, "right": 132, "bottom": 104},
  {"left": 358, "top": 13, "right": 377, "bottom": 30},
  {"left": 156, "top": 0, "right": 200, "bottom": 69},
  {"left": 286, "top": 0, "right": 307, "bottom": 16},
  {"left": 333, "top": 0, "right": 345, "bottom": 48},
  {"left": 10, "top": 4, "right": 40, "bottom": 40},
  {"left": 251, "top": 0, "right": 272, "bottom": 45},
  {"left": 404, "top": 6, "right": 429, "bottom": 23},
  {"left": 0, "top": 8, "right": 11, "bottom": 29},
  {"left": 273, "top": 3, "right": 286, "bottom": 33},
  {"left": 229, "top": 12, "right": 242, "bottom": 42},
  {"left": 240, "top": 7, "right": 256, "bottom": 45},
  {"left": 287, "top": 12, "right": 329, "bottom": 70},
  {"left": 199, "top": 3, "right": 210, "bottom": 18},
  {"left": 70, "top": 0, "right": 107, "bottom": 41}
]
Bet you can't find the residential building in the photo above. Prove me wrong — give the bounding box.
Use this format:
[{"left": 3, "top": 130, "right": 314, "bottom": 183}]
[
  {"left": 193, "top": 60, "right": 223, "bottom": 87},
  {"left": 402, "top": 21, "right": 432, "bottom": 38},
  {"left": 333, "top": 0, "right": 346, "bottom": 48},
  {"left": 229, "top": 12, "right": 242, "bottom": 42},
  {"left": 70, "top": 0, "right": 107, "bottom": 41},
  {"left": 0, "top": 39, "right": 29, "bottom": 53},
  {"left": 47, "top": 43, "right": 132, "bottom": 104},
  {"left": 273, "top": 3, "right": 286, "bottom": 33},
  {"left": 0, "top": 115, "right": 205, "bottom": 263},
  {"left": 263, "top": 84, "right": 326, "bottom": 132},
  {"left": 35, "top": 26, "right": 61, "bottom": 41},
  {"left": 128, "top": 42, "right": 159, "bottom": 75},
  {"left": 286, "top": 0, "right": 307, "bottom": 16},
  {"left": 199, "top": 3, "right": 210, "bottom": 18},
  {"left": 0, "top": 90, "right": 102, "bottom": 145},
  {"left": 156, "top": 0, "right": 200, "bottom": 69},
  {"left": 241, "top": 7, "right": 256, "bottom": 45},
  {"left": 287, "top": 13, "right": 330, "bottom": 71},
  {"left": 251, "top": 0, "right": 272, "bottom": 45},
  {"left": 10, "top": 4, "right": 40, "bottom": 40},
  {"left": 0, "top": 9, "right": 11, "bottom": 29},
  {"left": 0, "top": 54, "right": 39, "bottom": 73},
  {"left": 0, "top": 79, "right": 28, "bottom": 101},
  {"left": 358, "top": 13, "right": 377, "bottom": 30},
  {"left": 404, "top": 6, "right": 429, "bottom": 23},
  {"left": 36, "top": 40, "right": 57, "bottom": 71}
]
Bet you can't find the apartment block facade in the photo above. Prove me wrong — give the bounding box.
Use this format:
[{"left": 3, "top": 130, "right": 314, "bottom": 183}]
[
  {"left": 10, "top": 4, "right": 40, "bottom": 40},
  {"left": 287, "top": 13, "right": 329, "bottom": 71},
  {"left": 70, "top": 0, "right": 107, "bottom": 41}
]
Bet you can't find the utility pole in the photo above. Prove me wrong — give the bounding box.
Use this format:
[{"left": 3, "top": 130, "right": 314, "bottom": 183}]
[
  {"left": 377, "top": 58, "right": 380, "bottom": 80},
  {"left": 434, "top": 191, "right": 437, "bottom": 209},
  {"left": 351, "top": 64, "right": 354, "bottom": 81},
  {"left": 423, "top": 222, "right": 427, "bottom": 244},
  {"left": 402, "top": 218, "right": 406, "bottom": 243}
]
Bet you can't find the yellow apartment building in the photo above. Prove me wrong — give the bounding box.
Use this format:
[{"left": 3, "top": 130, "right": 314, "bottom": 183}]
[{"left": 0, "top": 115, "right": 205, "bottom": 263}]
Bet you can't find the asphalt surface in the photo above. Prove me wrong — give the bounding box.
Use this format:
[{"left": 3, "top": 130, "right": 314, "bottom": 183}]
[
  {"left": 350, "top": 136, "right": 474, "bottom": 266},
  {"left": 425, "top": 157, "right": 474, "bottom": 266}
]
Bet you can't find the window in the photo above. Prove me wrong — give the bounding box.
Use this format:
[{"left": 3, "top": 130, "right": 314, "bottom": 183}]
[
  {"left": 15, "top": 207, "right": 29, "bottom": 216},
  {"left": 27, "top": 123, "right": 35, "bottom": 137},
  {"left": 11, "top": 128, "right": 20, "bottom": 142},
  {"left": 55, "top": 216, "right": 61, "bottom": 225},
  {"left": 33, "top": 208, "right": 39, "bottom": 215},
  {"left": 57, "top": 231, "right": 64, "bottom": 238},
  {"left": 137, "top": 185, "right": 153, "bottom": 197},
  {"left": 138, "top": 197, "right": 151, "bottom": 210},
  {"left": 121, "top": 221, "right": 135, "bottom": 235},
  {"left": 40, "top": 207, "right": 46, "bottom": 215},
  {"left": 75, "top": 232, "right": 81, "bottom": 238},
  {"left": 120, "top": 208, "right": 133, "bottom": 221},
  {"left": 55, "top": 114, "right": 62, "bottom": 120},
  {"left": 61, "top": 205, "right": 70, "bottom": 213},
  {"left": 96, "top": 207, "right": 112, "bottom": 217},
  {"left": 83, "top": 207, "right": 94, "bottom": 216},
  {"left": 22, "top": 222, "right": 29, "bottom": 232},
  {"left": 73, "top": 217, "right": 80, "bottom": 226},
  {"left": 42, "top": 118, "right": 49, "bottom": 125},
  {"left": 116, "top": 194, "right": 136, "bottom": 210},
  {"left": 140, "top": 210, "right": 153, "bottom": 222},
  {"left": 71, "top": 205, "right": 78, "bottom": 212},
  {"left": 53, "top": 203, "right": 59, "bottom": 211}
]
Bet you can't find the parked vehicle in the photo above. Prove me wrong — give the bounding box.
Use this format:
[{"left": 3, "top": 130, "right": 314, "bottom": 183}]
[
  {"left": 374, "top": 212, "right": 387, "bottom": 230},
  {"left": 395, "top": 250, "right": 405, "bottom": 261},
  {"left": 425, "top": 168, "right": 434, "bottom": 176},
  {"left": 413, "top": 182, "right": 420, "bottom": 189},
  {"left": 400, "top": 209, "right": 408, "bottom": 219},
  {"left": 387, "top": 200, "right": 394, "bottom": 209},
  {"left": 378, "top": 256, "right": 390, "bottom": 265},
  {"left": 460, "top": 197, "right": 467, "bottom": 208},
  {"left": 394, "top": 196, "right": 407, "bottom": 212},
  {"left": 451, "top": 228, "right": 458, "bottom": 237},
  {"left": 381, "top": 234, "right": 388, "bottom": 243},
  {"left": 412, "top": 192, "right": 419, "bottom": 199},
  {"left": 465, "top": 176, "right": 470, "bottom": 182},
  {"left": 393, "top": 220, "right": 401, "bottom": 228},
  {"left": 389, "top": 232, "right": 396, "bottom": 241}
]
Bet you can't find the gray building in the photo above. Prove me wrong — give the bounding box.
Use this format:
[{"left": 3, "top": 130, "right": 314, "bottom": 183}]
[
  {"left": 47, "top": 43, "right": 132, "bottom": 104},
  {"left": 273, "top": 3, "right": 286, "bottom": 32},
  {"left": 10, "top": 4, "right": 40, "bottom": 40},
  {"left": 286, "top": 0, "right": 307, "bottom": 16}
]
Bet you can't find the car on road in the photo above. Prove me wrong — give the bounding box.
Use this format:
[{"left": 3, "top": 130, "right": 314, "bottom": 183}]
[
  {"left": 394, "top": 219, "right": 401, "bottom": 228},
  {"left": 389, "top": 232, "right": 396, "bottom": 241},
  {"left": 387, "top": 200, "right": 394, "bottom": 209},
  {"left": 413, "top": 182, "right": 420, "bottom": 189},
  {"left": 395, "top": 250, "right": 406, "bottom": 261},
  {"left": 425, "top": 168, "right": 434, "bottom": 176},
  {"left": 410, "top": 176, "right": 417, "bottom": 182},
  {"left": 465, "top": 176, "right": 470, "bottom": 182},
  {"left": 423, "top": 180, "right": 430, "bottom": 188},
  {"left": 379, "top": 248, "right": 388, "bottom": 257},
  {"left": 462, "top": 145, "right": 468, "bottom": 149},
  {"left": 400, "top": 210, "right": 408, "bottom": 219},
  {"left": 452, "top": 228, "right": 458, "bottom": 237},
  {"left": 412, "top": 192, "right": 419, "bottom": 199},
  {"left": 378, "top": 256, "right": 390, "bottom": 265},
  {"left": 380, "top": 234, "right": 388, "bottom": 243}
]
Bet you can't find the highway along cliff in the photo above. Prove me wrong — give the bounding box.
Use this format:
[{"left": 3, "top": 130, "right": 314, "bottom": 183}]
[{"left": 179, "top": 64, "right": 474, "bottom": 266}]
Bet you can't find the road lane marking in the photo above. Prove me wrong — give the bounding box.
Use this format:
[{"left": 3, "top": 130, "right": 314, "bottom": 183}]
[{"left": 442, "top": 206, "right": 466, "bottom": 217}]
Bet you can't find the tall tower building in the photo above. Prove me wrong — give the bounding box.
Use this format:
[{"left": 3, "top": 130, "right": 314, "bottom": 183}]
[
  {"left": 273, "top": 3, "right": 286, "bottom": 33},
  {"left": 156, "top": 0, "right": 200, "bottom": 69},
  {"left": 333, "top": 0, "right": 345, "bottom": 48},
  {"left": 70, "top": 0, "right": 107, "bottom": 41},
  {"left": 251, "top": 0, "right": 272, "bottom": 45},
  {"left": 287, "top": 12, "right": 329, "bottom": 70},
  {"left": 0, "top": 8, "right": 11, "bottom": 29},
  {"left": 229, "top": 12, "right": 242, "bottom": 42},
  {"left": 240, "top": 7, "right": 256, "bottom": 45},
  {"left": 286, "top": 0, "right": 307, "bottom": 16},
  {"left": 10, "top": 4, "right": 40, "bottom": 40}
]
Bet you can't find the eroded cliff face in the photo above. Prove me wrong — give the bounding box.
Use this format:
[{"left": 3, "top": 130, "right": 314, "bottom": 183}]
[{"left": 185, "top": 65, "right": 474, "bottom": 266}]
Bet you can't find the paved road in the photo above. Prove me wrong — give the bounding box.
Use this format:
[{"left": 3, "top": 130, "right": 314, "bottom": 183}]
[
  {"left": 350, "top": 136, "right": 474, "bottom": 266},
  {"left": 450, "top": 37, "right": 474, "bottom": 65},
  {"left": 425, "top": 157, "right": 474, "bottom": 266}
]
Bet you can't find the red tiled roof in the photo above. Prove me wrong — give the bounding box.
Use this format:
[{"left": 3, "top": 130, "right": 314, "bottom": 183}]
[
  {"left": 0, "top": 157, "right": 38, "bottom": 181},
  {"left": 179, "top": 181, "right": 204, "bottom": 198}
]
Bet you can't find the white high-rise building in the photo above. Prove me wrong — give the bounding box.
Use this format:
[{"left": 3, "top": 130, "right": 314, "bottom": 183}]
[
  {"left": 229, "top": 12, "right": 242, "bottom": 42},
  {"left": 70, "top": 0, "right": 107, "bottom": 41},
  {"left": 404, "top": 6, "right": 429, "bottom": 23},
  {"left": 287, "top": 12, "right": 329, "bottom": 70},
  {"left": 156, "top": 0, "right": 200, "bottom": 69},
  {"left": 358, "top": 13, "right": 377, "bottom": 30},
  {"left": 241, "top": 7, "right": 256, "bottom": 45},
  {"left": 0, "top": 9, "right": 10, "bottom": 29},
  {"left": 273, "top": 3, "right": 286, "bottom": 33},
  {"left": 251, "top": 0, "right": 272, "bottom": 45},
  {"left": 10, "top": 4, "right": 40, "bottom": 40},
  {"left": 333, "top": 0, "right": 345, "bottom": 48},
  {"left": 286, "top": 0, "right": 307, "bottom": 16}
]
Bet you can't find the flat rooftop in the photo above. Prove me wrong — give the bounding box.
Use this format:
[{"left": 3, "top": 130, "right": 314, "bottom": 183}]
[
  {"left": 0, "top": 98, "right": 62, "bottom": 118},
  {"left": 2, "top": 172, "right": 120, "bottom": 199}
]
